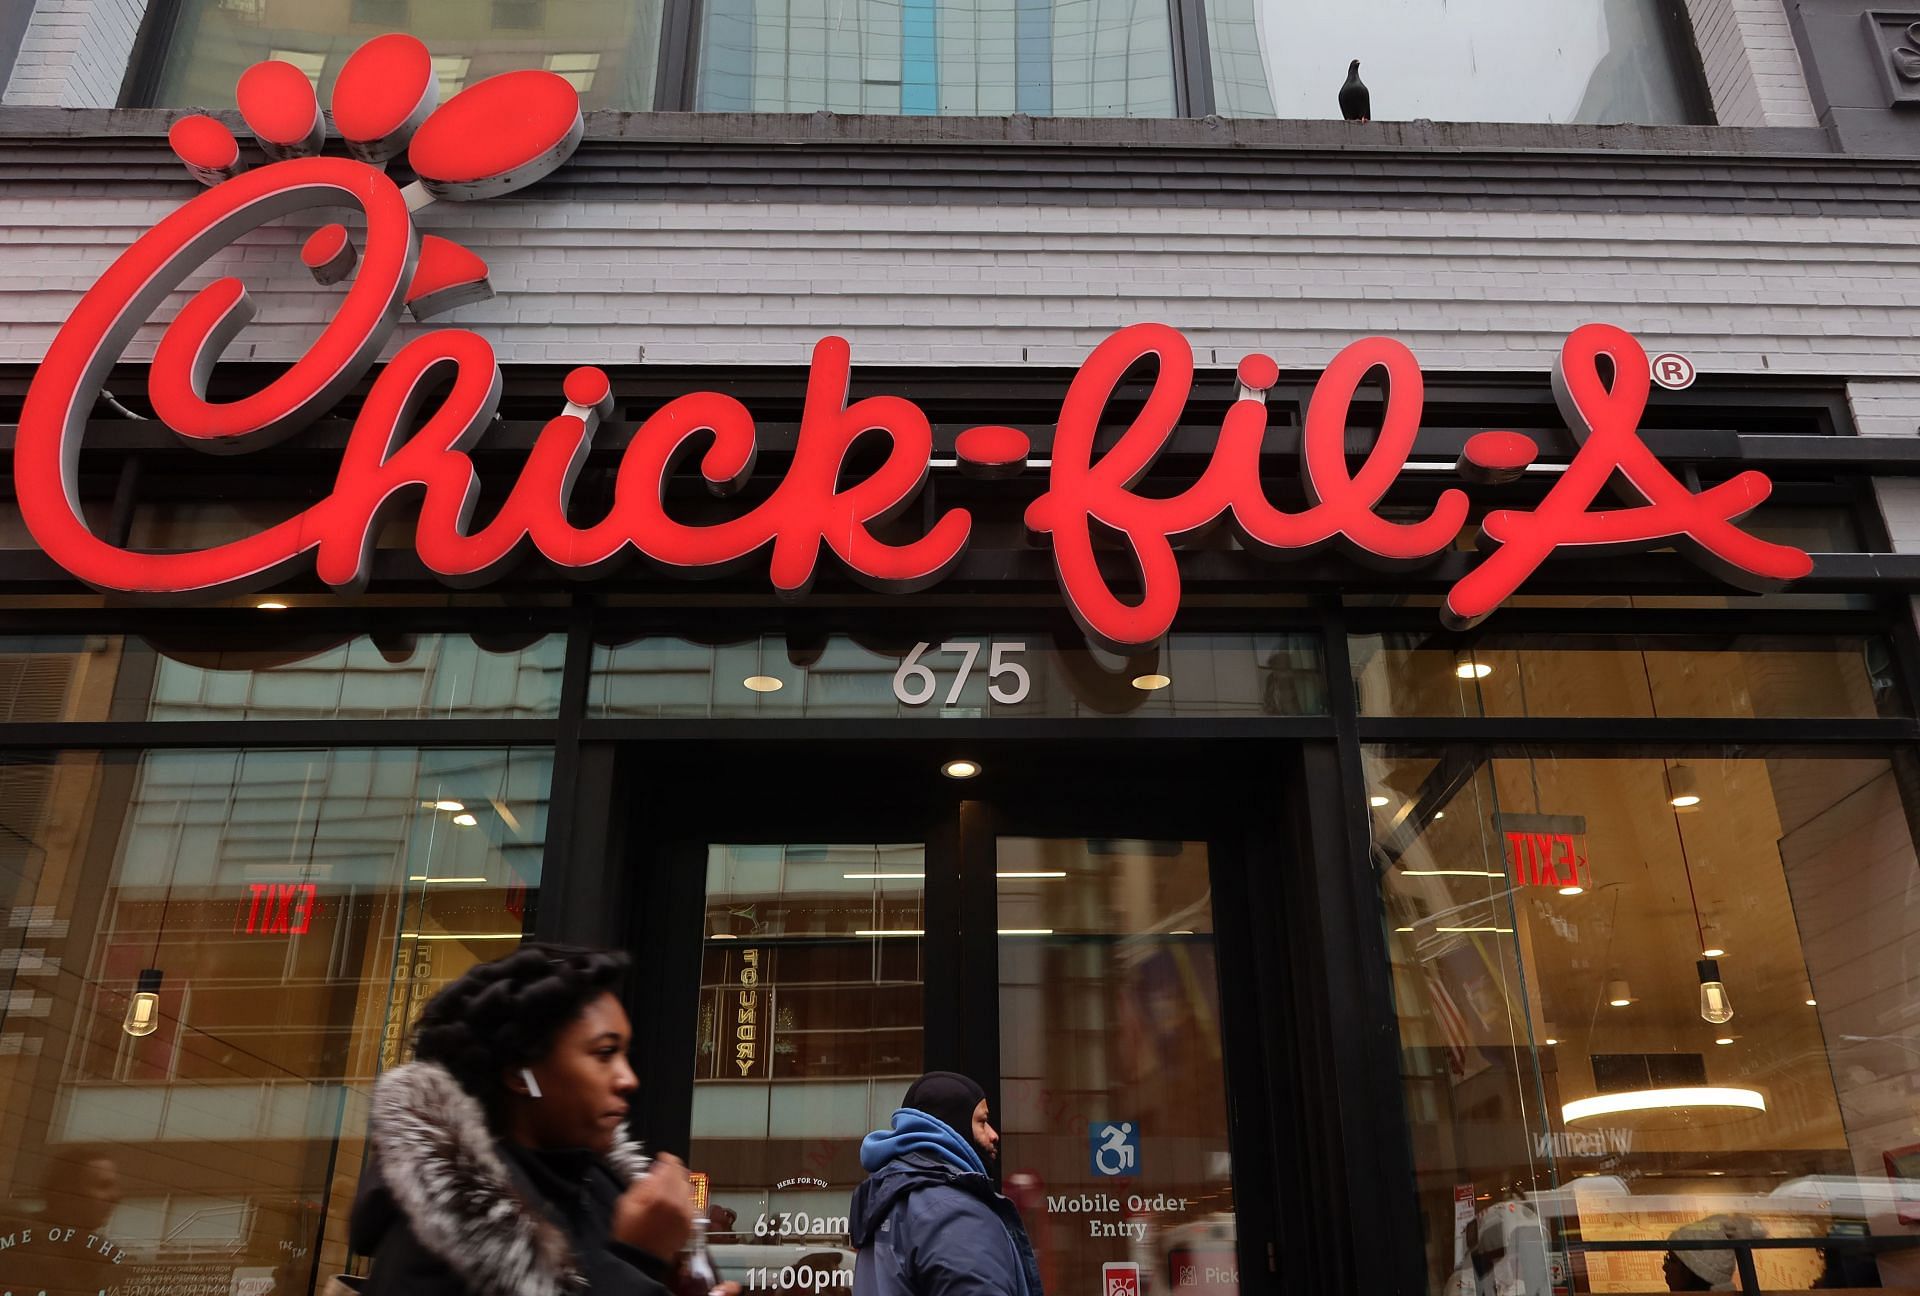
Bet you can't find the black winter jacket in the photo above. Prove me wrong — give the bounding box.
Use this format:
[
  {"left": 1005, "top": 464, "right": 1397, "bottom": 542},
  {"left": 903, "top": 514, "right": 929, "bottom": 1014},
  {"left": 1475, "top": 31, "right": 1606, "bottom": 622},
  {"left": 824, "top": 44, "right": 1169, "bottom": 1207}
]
[{"left": 333, "top": 1061, "right": 673, "bottom": 1296}]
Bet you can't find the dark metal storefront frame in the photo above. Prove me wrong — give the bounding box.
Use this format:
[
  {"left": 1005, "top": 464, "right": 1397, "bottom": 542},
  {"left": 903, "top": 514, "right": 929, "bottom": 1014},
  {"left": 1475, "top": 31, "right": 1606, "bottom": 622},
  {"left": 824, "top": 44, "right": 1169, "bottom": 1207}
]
[
  {"left": 5, "top": 596, "right": 1918, "bottom": 1294},
  {"left": 4, "top": 358, "right": 1920, "bottom": 1291}
]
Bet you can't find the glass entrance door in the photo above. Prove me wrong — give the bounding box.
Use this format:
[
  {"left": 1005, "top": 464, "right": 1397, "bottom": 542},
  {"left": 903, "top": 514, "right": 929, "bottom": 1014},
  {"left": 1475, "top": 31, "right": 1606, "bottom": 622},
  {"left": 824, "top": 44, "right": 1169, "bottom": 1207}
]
[
  {"left": 995, "top": 836, "right": 1239, "bottom": 1295},
  {"left": 638, "top": 750, "right": 1267, "bottom": 1296}
]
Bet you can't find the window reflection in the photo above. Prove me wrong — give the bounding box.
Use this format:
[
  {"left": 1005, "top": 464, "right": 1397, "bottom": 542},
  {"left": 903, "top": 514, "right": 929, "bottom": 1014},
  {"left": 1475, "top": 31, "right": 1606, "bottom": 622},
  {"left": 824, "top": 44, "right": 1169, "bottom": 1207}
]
[
  {"left": 150, "top": 0, "right": 663, "bottom": 109},
  {"left": 1351, "top": 634, "right": 1906, "bottom": 719},
  {"left": 696, "top": 0, "right": 1176, "bottom": 115},
  {"left": 1206, "top": 0, "right": 1701, "bottom": 123},
  {"left": 1368, "top": 750, "right": 1920, "bottom": 1293},
  {"left": 689, "top": 844, "right": 926, "bottom": 1287},
  {"left": 593, "top": 632, "right": 1322, "bottom": 718},
  {"left": 997, "top": 838, "right": 1237, "bottom": 1296},
  {"left": 0, "top": 633, "right": 565, "bottom": 723},
  {"left": 0, "top": 746, "right": 550, "bottom": 1294}
]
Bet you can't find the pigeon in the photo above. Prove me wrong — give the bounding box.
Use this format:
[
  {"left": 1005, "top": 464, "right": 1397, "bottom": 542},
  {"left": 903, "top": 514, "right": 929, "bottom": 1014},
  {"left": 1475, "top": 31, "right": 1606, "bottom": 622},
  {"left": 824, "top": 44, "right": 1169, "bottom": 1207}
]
[{"left": 1339, "top": 59, "right": 1370, "bottom": 121}]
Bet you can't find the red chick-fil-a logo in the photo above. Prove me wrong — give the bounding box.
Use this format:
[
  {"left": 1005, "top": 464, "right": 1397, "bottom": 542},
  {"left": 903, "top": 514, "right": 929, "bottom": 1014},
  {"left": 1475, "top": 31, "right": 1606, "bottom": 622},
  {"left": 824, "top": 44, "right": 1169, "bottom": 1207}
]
[{"left": 11, "top": 38, "right": 1814, "bottom": 650}]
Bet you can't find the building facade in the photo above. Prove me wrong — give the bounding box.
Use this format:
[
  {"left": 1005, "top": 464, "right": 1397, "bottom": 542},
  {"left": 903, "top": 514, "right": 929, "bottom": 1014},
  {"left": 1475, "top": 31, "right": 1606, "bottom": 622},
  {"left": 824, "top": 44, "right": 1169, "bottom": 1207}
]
[{"left": 3, "top": 2, "right": 1920, "bottom": 1293}]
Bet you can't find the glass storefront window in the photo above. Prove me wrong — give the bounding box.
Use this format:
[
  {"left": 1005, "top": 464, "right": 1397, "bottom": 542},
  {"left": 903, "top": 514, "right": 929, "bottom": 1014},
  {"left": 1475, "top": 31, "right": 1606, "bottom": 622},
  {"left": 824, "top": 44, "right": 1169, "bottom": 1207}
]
[
  {"left": 0, "top": 633, "right": 566, "bottom": 723},
  {"left": 0, "top": 745, "right": 551, "bottom": 1294},
  {"left": 695, "top": 0, "right": 1176, "bottom": 115},
  {"left": 1351, "top": 633, "right": 1906, "bottom": 719},
  {"left": 688, "top": 843, "right": 927, "bottom": 1288},
  {"left": 149, "top": 0, "right": 663, "bottom": 110},
  {"left": 1366, "top": 749, "right": 1920, "bottom": 1293},
  {"left": 593, "top": 631, "right": 1323, "bottom": 718},
  {"left": 997, "top": 837, "right": 1237, "bottom": 1295},
  {"left": 1205, "top": 0, "right": 1701, "bottom": 123}
]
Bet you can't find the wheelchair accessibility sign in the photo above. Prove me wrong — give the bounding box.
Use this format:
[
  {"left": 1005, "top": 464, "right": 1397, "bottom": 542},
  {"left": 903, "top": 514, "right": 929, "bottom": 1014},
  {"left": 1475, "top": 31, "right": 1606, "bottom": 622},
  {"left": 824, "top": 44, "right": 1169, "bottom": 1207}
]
[{"left": 1091, "top": 1121, "right": 1140, "bottom": 1177}]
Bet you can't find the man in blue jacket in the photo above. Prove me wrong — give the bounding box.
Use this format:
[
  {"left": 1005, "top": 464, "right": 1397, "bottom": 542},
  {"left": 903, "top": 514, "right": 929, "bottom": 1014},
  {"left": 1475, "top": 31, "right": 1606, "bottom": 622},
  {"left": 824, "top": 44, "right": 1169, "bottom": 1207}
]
[{"left": 849, "top": 1071, "right": 1045, "bottom": 1296}]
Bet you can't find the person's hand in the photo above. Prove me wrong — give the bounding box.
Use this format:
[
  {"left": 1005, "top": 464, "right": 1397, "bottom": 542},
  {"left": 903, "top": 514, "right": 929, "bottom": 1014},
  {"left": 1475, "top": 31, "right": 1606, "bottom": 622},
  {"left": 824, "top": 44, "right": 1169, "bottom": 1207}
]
[{"left": 612, "top": 1152, "right": 696, "bottom": 1263}]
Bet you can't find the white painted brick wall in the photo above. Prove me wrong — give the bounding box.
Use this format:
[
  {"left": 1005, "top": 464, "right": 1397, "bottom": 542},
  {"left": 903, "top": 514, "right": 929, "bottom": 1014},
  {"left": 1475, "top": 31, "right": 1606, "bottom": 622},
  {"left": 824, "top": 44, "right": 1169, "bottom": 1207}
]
[
  {"left": 7, "top": 190, "right": 1920, "bottom": 378},
  {"left": 3, "top": 0, "right": 150, "bottom": 109},
  {"left": 1682, "top": 0, "right": 1818, "bottom": 127},
  {"left": 1855, "top": 382, "right": 1920, "bottom": 591}
]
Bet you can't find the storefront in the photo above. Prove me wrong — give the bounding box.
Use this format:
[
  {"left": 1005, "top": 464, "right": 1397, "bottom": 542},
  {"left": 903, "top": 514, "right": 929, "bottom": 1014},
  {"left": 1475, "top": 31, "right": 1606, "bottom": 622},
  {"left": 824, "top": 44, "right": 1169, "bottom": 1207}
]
[{"left": 6, "top": 3, "right": 1920, "bottom": 1294}]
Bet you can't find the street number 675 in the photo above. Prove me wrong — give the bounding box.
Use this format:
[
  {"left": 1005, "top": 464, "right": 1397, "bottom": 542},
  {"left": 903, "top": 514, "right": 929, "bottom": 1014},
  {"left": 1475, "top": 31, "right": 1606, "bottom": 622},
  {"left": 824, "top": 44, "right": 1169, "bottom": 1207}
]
[{"left": 893, "top": 642, "right": 1032, "bottom": 706}]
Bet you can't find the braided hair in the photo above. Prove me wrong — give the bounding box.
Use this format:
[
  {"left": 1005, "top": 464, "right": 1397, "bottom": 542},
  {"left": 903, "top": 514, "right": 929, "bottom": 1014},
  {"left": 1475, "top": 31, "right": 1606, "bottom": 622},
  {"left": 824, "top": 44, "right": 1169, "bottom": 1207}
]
[{"left": 412, "top": 942, "right": 629, "bottom": 1122}]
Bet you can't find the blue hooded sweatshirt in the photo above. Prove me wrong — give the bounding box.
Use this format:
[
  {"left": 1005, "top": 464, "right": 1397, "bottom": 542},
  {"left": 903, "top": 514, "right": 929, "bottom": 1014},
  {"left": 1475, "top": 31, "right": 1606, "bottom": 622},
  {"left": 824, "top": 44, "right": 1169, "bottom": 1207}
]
[{"left": 848, "top": 1108, "right": 1044, "bottom": 1296}]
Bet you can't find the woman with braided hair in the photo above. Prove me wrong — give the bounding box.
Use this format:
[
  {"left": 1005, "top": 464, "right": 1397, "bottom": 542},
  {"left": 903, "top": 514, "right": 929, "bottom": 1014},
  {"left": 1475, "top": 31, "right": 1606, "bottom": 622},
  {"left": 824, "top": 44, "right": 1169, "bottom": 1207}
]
[{"left": 333, "top": 943, "right": 718, "bottom": 1296}]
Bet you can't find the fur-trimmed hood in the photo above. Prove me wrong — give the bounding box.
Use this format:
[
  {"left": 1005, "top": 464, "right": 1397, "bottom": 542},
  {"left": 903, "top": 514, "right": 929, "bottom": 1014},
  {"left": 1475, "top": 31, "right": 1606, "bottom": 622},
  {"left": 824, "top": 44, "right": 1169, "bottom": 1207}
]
[{"left": 352, "top": 1061, "right": 651, "bottom": 1296}]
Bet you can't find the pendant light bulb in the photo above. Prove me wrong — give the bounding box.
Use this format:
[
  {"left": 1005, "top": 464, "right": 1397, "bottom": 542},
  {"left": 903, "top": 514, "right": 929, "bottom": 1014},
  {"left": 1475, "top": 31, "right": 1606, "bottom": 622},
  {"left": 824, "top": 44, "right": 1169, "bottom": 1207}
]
[
  {"left": 124, "top": 968, "right": 163, "bottom": 1037},
  {"left": 1697, "top": 958, "right": 1733, "bottom": 1025}
]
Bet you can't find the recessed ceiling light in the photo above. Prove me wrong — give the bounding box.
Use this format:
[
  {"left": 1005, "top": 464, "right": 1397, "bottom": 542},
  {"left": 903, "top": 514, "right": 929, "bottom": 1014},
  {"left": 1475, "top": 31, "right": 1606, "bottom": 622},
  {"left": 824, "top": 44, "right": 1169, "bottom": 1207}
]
[
  {"left": 742, "top": 675, "right": 784, "bottom": 693},
  {"left": 1701, "top": 945, "right": 1727, "bottom": 958},
  {"left": 1558, "top": 885, "right": 1584, "bottom": 896},
  {"left": 941, "top": 759, "right": 981, "bottom": 780},
  {"left": 433, "top": 800, "right": 466, "bottom": 813},
  {"left": 1544, "top": 1037, "right": 1559, "bottom": 1046},
  {"left": 711, "top": 933, "right": 738, "bottom": 940},
  {"left": 255, "top": 600, "right": 288, "bottom": 610},
  {"left": 1433, "top": 811, "right": 1446, "bottom": 820},
  {"left": 1805, "top": 998, "right": 1818, "bottom": 1007},
  {"left": 1454, "top": 660, "right": 1493, "bottom": 680},
  {"left": 1130, "top": 673, "right": 1172, "bottom": 691},
  {"left": 1715, "top": 1037, "right": 1735, "bottom": 1046},
  {"left": 1369, "top": 795, "right": 1391, "bottom": 808},
  {"left": 452, "top": 812, "right": 478, "bottom": 827}
]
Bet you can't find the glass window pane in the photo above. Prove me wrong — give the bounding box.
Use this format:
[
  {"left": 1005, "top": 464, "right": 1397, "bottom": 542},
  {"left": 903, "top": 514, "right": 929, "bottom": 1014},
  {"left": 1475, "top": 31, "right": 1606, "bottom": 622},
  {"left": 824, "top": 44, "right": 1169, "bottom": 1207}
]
[
  {"left": 1351, "top": 634, "right": 1907, "bottom": 719},
  {"left": 1207, "top": 0, "right": 1700, "bottom": 123},
  {"left": 593, "top": 631, "right": 1324, "bottom": 717},
  {"left": 689, "top": 843, "right": 927, "bottom": 1284},
  {"left": 997, "top": 838, "right": 1238, "bottom": 1295},
  {"left": 0, "top": 746, "right": 550, "bottom": 1294},
  {"left": 149, "top": 0, "right": 663, "bottom": 110},
  {"left": 0, "top": 632, "right": 565, "bottom": 722},
  {"left": 696, "top": 0, "right": 1175, "bottom": 115},
  {"left": 1366, "top": 749, "right": 1920, "bottom": 1294}
]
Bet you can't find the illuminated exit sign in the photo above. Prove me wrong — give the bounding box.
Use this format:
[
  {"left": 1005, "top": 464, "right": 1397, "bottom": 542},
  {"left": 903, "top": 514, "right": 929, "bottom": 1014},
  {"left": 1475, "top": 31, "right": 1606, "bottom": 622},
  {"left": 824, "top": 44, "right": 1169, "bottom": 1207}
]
[
  {"left": 242, "top": 883, "right": 318, "bottom": 935},
  {"left": 1495, "top": 814, "right": 1591, "bottom": 892}
]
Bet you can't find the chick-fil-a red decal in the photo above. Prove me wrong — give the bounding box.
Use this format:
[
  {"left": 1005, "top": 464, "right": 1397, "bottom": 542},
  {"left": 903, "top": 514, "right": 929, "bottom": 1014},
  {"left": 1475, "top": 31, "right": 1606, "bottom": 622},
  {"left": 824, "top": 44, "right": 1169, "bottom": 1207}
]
[{"left": 10, "top": 37, "right": 1813, "bottom": 651}]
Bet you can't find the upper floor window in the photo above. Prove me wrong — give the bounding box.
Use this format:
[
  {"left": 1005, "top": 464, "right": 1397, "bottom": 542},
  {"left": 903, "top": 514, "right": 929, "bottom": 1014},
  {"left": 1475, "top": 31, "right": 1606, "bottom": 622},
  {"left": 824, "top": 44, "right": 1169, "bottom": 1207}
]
[
  {"left": 696, "top": 0, "right": 1177, "bottom": 115},
  {"left": 139, "top": 0, "right": 1705, "bottom": 121},
  {"left": 1206, "top": 0, "right": 1704, "bottom": 122},
  {"left": 149, "top": 0, "right": 665, "bottom": 111}
]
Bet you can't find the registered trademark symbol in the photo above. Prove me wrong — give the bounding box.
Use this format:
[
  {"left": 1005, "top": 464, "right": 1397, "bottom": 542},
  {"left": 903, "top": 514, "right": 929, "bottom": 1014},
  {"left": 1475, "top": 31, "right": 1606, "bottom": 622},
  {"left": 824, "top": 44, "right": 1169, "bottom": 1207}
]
[{"left": 1650, "top": 352, "right": 1697, "bottom": 390}]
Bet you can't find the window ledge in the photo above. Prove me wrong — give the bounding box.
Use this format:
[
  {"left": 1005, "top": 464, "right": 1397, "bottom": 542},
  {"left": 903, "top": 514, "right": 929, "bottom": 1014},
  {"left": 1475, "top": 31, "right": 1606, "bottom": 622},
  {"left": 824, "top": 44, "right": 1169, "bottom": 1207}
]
[{"left": 0, "top": 105, "right": 1842, "bottom": 157}]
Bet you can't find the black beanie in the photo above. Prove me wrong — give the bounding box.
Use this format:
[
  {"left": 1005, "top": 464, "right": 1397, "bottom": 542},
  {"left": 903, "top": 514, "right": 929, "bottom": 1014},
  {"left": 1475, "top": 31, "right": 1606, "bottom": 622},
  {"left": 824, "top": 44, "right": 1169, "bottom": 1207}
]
[{"left": 902, "top": 1070, "right": 987, "bottom": 1142}]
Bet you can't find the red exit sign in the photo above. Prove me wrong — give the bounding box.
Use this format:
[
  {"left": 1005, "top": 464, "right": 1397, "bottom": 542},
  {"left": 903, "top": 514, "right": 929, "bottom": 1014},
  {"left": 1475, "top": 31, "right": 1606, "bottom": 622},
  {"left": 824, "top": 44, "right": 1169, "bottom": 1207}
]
[
  {"left": 1496, "top": 813, "right": 1591, "bottom": 892},
  {"left": 242, "top": 883, "right": 318, "bottom": 935}
]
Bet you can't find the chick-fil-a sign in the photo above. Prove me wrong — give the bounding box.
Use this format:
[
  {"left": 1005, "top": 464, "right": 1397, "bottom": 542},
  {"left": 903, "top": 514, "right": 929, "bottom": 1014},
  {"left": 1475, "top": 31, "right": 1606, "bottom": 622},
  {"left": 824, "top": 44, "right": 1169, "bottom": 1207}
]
[{"left": 11, "top": 38, "right": 1814, "bottom": 650}]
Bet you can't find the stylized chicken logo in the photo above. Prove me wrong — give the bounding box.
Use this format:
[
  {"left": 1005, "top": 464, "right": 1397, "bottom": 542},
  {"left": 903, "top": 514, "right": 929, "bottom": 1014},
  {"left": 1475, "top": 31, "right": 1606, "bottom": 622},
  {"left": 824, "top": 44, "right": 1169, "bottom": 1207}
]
[{"left": 167, "top": 34, "right": 580, "bottom": 327}]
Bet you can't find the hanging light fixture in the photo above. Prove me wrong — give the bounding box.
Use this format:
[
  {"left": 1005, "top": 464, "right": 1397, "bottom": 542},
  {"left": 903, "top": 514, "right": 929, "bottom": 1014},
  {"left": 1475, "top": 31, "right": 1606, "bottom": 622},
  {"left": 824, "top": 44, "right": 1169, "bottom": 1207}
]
[
  {"left": 1666, "top": 764, "right": 1702, "bottom": 809},
  {"left": 124, "top": 861, "right": 176, "bottom": 1038},
  {"left": 1606, "top": 978, "right": 1634, "bottom": 1008},
  {"left": 124, "top": 968, "right": 163, "bottom": 1037},
  {"left": 1698, "top": 958, "right": 1734, "bottom": 1024}
]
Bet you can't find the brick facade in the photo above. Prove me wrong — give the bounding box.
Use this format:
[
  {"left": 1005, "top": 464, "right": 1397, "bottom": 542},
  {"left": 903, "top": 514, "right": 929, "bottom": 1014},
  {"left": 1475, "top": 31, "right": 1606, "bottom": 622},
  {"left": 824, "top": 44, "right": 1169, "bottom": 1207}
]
[{"left": 2, "top": 0, "right": 150, "bottom": 109}]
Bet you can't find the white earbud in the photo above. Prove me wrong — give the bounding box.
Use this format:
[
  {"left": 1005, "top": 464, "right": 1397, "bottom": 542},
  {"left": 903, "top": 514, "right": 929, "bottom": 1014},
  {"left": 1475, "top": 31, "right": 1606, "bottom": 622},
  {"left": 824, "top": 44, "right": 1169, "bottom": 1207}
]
[{"left": 521, "top": 1068, "right": 542, "bottom": 1099}]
